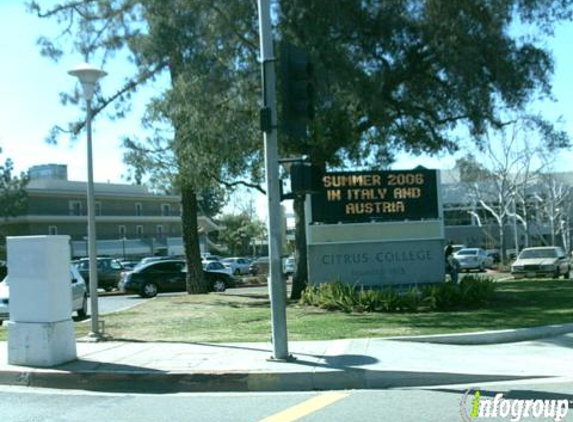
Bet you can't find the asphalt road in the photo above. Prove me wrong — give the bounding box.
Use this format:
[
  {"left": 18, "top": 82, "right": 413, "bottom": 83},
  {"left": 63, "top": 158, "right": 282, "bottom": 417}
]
[{"left": 0, "top": 378, "right": 572, "bottom": 422}]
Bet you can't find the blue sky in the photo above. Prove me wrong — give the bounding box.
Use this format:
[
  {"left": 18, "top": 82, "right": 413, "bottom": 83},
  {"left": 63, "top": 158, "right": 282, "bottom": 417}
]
[{"left": 1, "top": 1, "right": 573, "bottom": 189}]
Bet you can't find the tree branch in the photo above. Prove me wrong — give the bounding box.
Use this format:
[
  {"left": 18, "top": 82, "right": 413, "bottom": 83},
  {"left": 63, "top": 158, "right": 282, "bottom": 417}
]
[
  {"left": 211, "top": 172, "right": 266, "bottom": 195},
  {"left": 72, "top": 63, "right": 167, "bottom": 134}
]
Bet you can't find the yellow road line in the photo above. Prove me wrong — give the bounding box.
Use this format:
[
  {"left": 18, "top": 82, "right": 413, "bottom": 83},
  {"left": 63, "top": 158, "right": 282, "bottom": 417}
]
[{"left": 257, "top": 392, "right": 350, "bottom": 422}]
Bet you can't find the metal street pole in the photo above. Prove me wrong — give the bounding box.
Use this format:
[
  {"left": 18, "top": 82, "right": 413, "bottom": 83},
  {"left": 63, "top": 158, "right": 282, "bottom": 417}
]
[
  {"left": 85, "top": 99, "right": 101, "bottom": 339},
  {"left": 257, "top": 0, "right": 289, "bottom": 360},
  {"left": 68, "top": 63, "right": 107, "bottom": 341}
]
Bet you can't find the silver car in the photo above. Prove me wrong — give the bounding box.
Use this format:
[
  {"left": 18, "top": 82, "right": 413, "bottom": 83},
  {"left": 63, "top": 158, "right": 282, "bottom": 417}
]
[
  {"left": 220, "top": 257, "right": 250, "bottom": 276},
  {"left": 453, "top": 248, "right": 490, "bottom": 272},
  {"left": 511, "top": 247, "right": 570, "bottom": 279},
  {"left": 0, "top": 265, "right": 88, "bottom": 325}
]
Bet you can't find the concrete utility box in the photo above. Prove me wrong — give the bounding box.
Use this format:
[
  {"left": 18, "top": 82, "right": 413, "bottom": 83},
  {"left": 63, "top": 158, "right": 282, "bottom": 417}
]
[{"left": 6, "top": 236, "right": 77, "bottom": 367}]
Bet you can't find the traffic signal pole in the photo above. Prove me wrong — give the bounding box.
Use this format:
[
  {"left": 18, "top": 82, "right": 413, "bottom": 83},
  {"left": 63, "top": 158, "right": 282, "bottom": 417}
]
[{"left": 257, "top": 0, "right": 289, "bottom": 360}]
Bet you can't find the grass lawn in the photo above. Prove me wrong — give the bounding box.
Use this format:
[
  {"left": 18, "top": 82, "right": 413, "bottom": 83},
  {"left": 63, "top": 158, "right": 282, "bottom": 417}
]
[{"left": 1, "top": 278, "right": 573, "bottom": 342}]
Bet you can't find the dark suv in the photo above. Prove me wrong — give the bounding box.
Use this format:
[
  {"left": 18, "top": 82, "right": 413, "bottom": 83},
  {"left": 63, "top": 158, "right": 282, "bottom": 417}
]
[
  {"left": 75, "top": 257, "right": 125, "bottom": 291},
  {"left": 119, "top": 260, "right": 236, "bottom": 298}
]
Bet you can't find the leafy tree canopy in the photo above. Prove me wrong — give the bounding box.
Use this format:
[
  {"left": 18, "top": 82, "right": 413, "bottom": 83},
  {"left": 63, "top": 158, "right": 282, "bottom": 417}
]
[
  {"left": 217, "top": 212, "right": 266, "bottom": 257},
  {"left": 279, "top": 0, "right": 573, "bottom": 167},
  {"left": 28, "top": 0, "right": 266, "bottom": 293},
  {"left": 0, "top": 148, "right": 28, "bottom": 222}
]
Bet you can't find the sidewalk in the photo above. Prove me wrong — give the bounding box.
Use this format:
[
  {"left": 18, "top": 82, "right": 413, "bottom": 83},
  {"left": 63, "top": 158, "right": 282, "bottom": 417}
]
[{"left": 1, "top": 324, "right": 573, "bottom": 393}]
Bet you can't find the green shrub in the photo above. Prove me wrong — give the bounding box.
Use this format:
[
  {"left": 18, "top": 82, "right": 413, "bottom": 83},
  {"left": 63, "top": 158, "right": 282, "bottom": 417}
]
[
  {"left": 458, "top": 275, "right": 497, "bottom": 306},
  {"left": 300, "top": 281, "right": 358, "bottom": 312},
  {"left": 421, "top": 282, "right": 460, "bottom": 310},
  {"left": 354, "top": 288, "right": 382, "bottom": 312},
  {"left": 401, "top": 286, "right": 422, "bottom": 312},
  {"left": 300, "top": 277, "right": 497, "bottom": 313}
]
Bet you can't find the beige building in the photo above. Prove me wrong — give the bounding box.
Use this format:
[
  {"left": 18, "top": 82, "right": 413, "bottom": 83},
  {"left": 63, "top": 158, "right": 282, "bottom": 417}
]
[{"left": 1, "top": 165, "right": 220, "bottom": 258}]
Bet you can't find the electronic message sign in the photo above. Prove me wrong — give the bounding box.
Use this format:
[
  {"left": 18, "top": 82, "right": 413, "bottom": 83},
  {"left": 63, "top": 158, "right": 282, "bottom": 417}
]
[{"left": 310, "top": 169, "right": 439, "bottom": 224}]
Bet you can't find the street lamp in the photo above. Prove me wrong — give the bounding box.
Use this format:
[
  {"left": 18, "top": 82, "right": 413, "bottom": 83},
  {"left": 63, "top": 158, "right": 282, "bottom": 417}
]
[
  {"left": 122, "top": 237, "right": 127, "bottom": 260},
  {"left": 68, "top": 63, "right": 107, "bottom": 340}
]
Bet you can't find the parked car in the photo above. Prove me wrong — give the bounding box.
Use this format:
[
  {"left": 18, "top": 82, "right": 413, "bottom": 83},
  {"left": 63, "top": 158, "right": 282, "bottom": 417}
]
[
  {"left": 0, "top": 281, "right": 8, "bottom": 323},
  {"left": 485, "top": 249, "right": 501, "bottom": 265},
  {"left": 119, "top": 259, "right": 236, "bottom": 298},
  {"left": 75, "top": 257, "right": 125, "bottom": 291},
  {"left": 136, "top": 255, "right": 183, "bottom": 268},
  {"left": 0, "top": 260, "right": 6, "bottom": 281},
  {"left": 453, "top": 248, "right": 490, "bottom": 272},
  {"left": 511, "top": 246, "right": 570, "bottom": 279},
  {"left": 119, "top": 259, "right": 140, "bottom": 270},
  {"left": 249, "top": 256, "right": 269, "bottom": 276},
  {"left": 0, "top": 265, "right": 88, "bottom": 325},
  {"left": 220, "top": 257, "right": 250, "bottom": 276},
  {"left": 202, "top": 260, "right": 233, "bottom": 276},
  {"left": 283, "top": 256, "right": 295, "bottom": 276}
]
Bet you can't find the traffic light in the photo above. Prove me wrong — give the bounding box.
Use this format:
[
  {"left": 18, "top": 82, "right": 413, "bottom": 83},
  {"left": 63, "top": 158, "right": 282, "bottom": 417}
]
[
  {"left": 290, "top": 162, "right": 323, "bottom": 195},
  {"left": 280, "top": 42, "right": 314, "bottom": 139}
]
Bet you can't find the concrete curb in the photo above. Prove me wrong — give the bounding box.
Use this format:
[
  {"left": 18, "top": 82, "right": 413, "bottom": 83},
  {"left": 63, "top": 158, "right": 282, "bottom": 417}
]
[
  {"left": 388, "top": 323, "right": 573, "bottom": 345},
  {"left": 0, "top": 368, "right": 540, "bottom": 393}
]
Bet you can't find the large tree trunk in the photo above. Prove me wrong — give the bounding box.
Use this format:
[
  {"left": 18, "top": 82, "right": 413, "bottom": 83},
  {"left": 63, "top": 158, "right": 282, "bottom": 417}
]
[
  {"left": 181, "top": 184, "right": 209, "bottom": 294},
  {"left": 168, "top": 53, "right": 208, "bottom": 294},
  {"left": 290, "top": 195, "right": 308, "bottom": 300}
]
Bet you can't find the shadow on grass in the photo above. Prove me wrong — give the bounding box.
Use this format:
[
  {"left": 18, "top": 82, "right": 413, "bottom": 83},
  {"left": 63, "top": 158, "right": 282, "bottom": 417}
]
[
  {"left": 167, "top": 297, "right": 272, "bottom": 308},
  {"left": 220, "top": 292, "right": 270, "bottom": 300}
]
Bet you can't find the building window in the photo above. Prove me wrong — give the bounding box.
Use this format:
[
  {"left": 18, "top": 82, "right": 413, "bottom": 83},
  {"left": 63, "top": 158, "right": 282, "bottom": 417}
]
[
  {"left": 118, "top": 225, "right": 127, "bottom": 238},
  {"left": 161, "top": 204, "right": 172, "bottom": 216},
  {"left": 136, "top": 225, "right": 144, "bottom": 237},
  {"left": 69, "top": 200, "right": 82, "bottom": 216},
  {"left": 156, "top": 224, "right": 164, "bottom": 237},
  {"left": 135, "top": 203, "right": 142, "bottom": 216},
  {"left": 95, "top": 201, "right": 102, "bottom": 216},
  {"left": 48, "top": 226, "right": 58, "bottom": 235}
]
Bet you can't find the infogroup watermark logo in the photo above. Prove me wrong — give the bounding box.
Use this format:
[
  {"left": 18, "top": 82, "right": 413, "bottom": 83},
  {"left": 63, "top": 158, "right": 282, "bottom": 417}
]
[{"left": 460, "top": 388, "right": 571, "bottom": 422}]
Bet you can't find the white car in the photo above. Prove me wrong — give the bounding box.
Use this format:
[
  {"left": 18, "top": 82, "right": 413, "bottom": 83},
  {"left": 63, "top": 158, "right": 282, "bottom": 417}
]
[
  {"left": 220, "top": 257, "right": 250, "bottom": 276},
  {"left": 202, "top": 260, "right": 233, "bottom": 276},
  {"left": 453, "top": 248, "right": 490, "bottom": 272},
  {"left": 511, "top": 246, "right": 570, "bottom": 279},
  {"left": 0, "top": 265, "right": 88, "bottom": 325},
  {"left": 283, "top": 256, "right": 295, "bottom": 276}
]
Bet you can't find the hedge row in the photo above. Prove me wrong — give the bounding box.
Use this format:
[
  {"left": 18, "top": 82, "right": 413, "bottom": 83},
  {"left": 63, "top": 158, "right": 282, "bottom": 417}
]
[{"left": 300, "top": 276, "right": 497, "bottom": 313}]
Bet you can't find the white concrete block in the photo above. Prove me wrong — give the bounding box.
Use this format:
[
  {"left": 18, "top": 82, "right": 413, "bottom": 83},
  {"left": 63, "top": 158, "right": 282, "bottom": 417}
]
[
  {"left": 7, "top": 320, "right": 77, "bottom": 367},
  {"left": 7, "top": 236, "right": 72, "bottom": 323}
]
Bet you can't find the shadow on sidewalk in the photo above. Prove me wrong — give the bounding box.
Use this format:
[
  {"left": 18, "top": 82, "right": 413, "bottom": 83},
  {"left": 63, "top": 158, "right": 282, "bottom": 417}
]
[
  {"left": 534, "top": 333, "right": 573, "bottom": 349},
  {"left": 5, "top": 340, "right": 549, "bottom": 394},
  {"left": 180, "top": 340, "right": 380, "bottom": 369}
]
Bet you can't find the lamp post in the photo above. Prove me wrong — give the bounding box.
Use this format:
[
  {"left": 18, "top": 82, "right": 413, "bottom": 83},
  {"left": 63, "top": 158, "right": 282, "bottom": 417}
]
[
  {"left": 122, "top": 237, "right": 127, "bottom": 260},
  {"left": 68, "top": 63, "right": 107, "bottom": 340}
]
